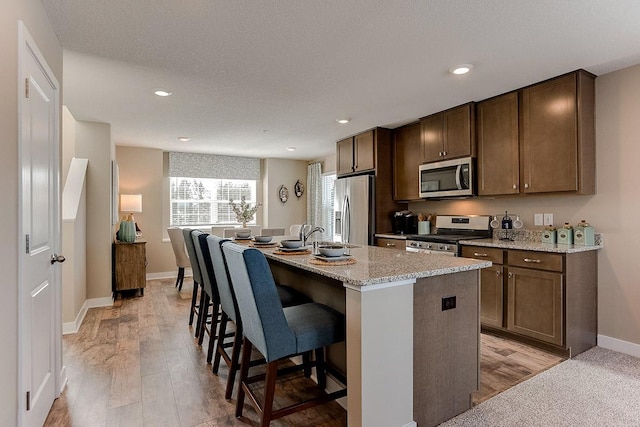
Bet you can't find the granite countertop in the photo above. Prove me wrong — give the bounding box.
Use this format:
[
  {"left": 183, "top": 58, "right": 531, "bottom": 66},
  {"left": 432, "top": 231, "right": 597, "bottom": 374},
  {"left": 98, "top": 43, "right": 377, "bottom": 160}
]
[
  {"left": 375, "top": 233, "right": 408, "bottom": 240},
  {"left": 459, "top": 238, "right": 602, "bottom": 253},
  {"left": 260, "top": 245, "right": 490, "bottom": 287}
]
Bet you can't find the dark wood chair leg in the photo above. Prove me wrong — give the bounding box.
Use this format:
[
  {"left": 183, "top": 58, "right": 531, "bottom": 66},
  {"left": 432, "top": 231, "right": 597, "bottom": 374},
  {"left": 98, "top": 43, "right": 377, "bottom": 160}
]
[
  {"left": 175, "top": 267, "right": 185, "bottom": 290},
  {"left": 224, "top": 327, "right": 243, "bottom": 400},
  {"left": 196, "top": 291, "right": 209, "bottom": 342},
  {"left": 213, "top": 312, "right": 228, "bottom": 374},
  {"left": 302, "top": 351, "right": 312, "bottom": 378},
  {"left": 188, "top": 280, "right": 199, "bottom": 326},
  {"left": 260, "top": 360, "right": 279, "bottom": 427},
  {"left": 207, "top": 304, "right": 222, "bottom": 364},
  {"left": 235, "top": 337, "right": 252, "bottom": 418},
  {"left": 315, "top": 348, "right": 326, "bottom": 390}
]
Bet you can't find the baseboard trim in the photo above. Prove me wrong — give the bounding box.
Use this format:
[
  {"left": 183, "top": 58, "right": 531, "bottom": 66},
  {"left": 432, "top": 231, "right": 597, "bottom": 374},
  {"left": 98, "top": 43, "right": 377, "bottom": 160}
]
[
  {"left": 146, "top": 269, "right": 192, "bottom": 281},
  {"left": 62, "top": 297, "right": 113, "bottom": 335},
  {"left": 598, "top": 334, "right": 640, "bottom": 358}
]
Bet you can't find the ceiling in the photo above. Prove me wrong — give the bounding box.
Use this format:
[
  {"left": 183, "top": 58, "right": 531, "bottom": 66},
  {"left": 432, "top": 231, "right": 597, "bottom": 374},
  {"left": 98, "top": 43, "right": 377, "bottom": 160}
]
[{"left": 42, "top": 0, "right": 640, "bottom": 161}]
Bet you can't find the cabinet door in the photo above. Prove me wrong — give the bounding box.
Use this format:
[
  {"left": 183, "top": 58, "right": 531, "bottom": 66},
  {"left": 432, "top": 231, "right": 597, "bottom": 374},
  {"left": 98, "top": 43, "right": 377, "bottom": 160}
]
[
  {"left": 354, "top": 130, "right": 375, "bottom": 172},
  {"left": 420, "top": 113, "right": 443, "bottom": 163},
  {"left": 442, "top": 104, "right": 473, "bottom": 160},
  {"left": 336, "top": 137, "right": 354, "bottom": 176},
  {"left": 521, "top": 73, "right": 578, "bottom": 193},
  {"left": 393, "top": 122, "right": 421, "bottom": 200},
  {"left": 480, "top": 265, "right": 504, "bottom": 328},
  {"left": 115, "top": 242, "right": 146, "bottom": 292},
  {"left": 477, "top": 92, "right": 520, "bottom": 195},
  {"left": 375, "top": 237, "right": 405, "bottom": 250},
  {"left": 507, "top": 267, "right": 563, "bottom": 345}
]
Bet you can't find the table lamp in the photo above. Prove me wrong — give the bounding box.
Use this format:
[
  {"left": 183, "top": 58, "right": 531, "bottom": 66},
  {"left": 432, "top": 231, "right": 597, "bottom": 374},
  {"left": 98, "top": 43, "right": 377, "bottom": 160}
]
[{"left": 120, "top": 194, "right": 143, "bottom": 235}]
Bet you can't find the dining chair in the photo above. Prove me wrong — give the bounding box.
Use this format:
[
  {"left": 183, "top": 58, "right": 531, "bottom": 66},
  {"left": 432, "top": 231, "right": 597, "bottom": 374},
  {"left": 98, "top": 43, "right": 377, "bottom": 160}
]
[
  {"left": 207, "top": 235, "right": 311, "bottom": 399},
  {"left": 289, "top": 224, "right": 303, "bottom": 237},
  {"left": 182, "top": 228, "right": 204, "bottom": 333},
  {"left": 259, "top": 227, "right": 285, "bottom": 236},
  {"left": 167, "top": 227, "right": 190, "bottom": 290},
  {"left": 223, "top": 243, "right": 346, "bottom": 426}
]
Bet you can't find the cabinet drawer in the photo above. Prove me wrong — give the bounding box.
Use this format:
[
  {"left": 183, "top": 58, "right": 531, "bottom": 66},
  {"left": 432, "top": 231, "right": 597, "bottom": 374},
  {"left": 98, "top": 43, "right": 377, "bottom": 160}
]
[
  {"left": 461, "top": 246, "right": 503, "bottom": 264},
  {"left": 507, "top": 250, "right": 563, "bottom": 272},
  {"left": 376, "top": 237, "right": 405, "bottom": 250}
]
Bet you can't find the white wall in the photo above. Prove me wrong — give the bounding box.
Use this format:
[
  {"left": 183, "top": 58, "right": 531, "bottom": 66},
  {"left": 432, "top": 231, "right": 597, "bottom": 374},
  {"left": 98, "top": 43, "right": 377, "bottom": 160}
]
[
  {"left": 0, "top": 1, "right": 62, "bottom": 424},
  {"left": 262, "top": 158, "right": 309, "bottom": 229},
  {"left": 409, "top": 64, "right": 640, "bottom": 347}
]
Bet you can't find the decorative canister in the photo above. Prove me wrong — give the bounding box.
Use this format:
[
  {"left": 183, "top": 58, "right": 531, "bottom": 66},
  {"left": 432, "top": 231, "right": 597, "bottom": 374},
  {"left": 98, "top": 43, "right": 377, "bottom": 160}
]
[
  {"left": 574, "top": 220, "right": 595, "bottom": 246},
  {"left": 541, "top": 226, "right": 557, "bottom": 243},
  {"left": 557, "top": 223, "right": 574, "bottom": 245},
  {"left": 119, "top": 214, "right": 137, "bottom": 243}
]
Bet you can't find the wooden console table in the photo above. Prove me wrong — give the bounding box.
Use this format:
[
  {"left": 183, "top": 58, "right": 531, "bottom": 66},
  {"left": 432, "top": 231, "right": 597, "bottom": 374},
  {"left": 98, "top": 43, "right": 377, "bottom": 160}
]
[{"left": 113, "top": 239, "right": 146, "bottom": 298}]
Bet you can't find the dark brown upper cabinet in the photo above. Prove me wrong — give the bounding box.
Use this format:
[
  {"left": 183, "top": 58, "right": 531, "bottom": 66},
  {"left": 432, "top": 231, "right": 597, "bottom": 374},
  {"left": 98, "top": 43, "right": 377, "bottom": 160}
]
[
  {"left": 392, "top": 122, "right": 421, "bottom": 201},
  {"left": 336, "top": 129, "right": 375, "bottom": 177},
  {"left": 420, "top": 103, "right": 475, "bottom": 163}
]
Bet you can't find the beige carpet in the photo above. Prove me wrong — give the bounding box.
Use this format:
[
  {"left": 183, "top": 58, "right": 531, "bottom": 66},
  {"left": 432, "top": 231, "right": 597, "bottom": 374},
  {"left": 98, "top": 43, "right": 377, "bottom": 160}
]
[{"left": 441, "top": 346, "right": 640, "bottom": 426}]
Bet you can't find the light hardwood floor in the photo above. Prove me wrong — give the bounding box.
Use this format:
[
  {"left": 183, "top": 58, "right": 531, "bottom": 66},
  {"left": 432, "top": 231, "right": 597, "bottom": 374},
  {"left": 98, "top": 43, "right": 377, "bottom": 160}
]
[{"left": 45, "top": 278, "right": 563, "bottom": 426}]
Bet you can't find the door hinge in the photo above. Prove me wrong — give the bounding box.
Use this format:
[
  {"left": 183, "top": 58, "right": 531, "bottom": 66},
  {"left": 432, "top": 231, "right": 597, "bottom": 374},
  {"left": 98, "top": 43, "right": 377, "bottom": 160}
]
[
  {"left": 26, "top": 391, "right": 30, "bottom": 411},
  {"left": 25, "top": 77, "right": 29, "bottom": 98},
  {"left": 26, "top": 234, "right": 30, "bottom": 253}
]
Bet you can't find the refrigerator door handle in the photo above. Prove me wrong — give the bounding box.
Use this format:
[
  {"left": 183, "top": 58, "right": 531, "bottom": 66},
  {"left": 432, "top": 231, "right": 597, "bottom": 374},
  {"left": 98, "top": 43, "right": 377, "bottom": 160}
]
[{"left": 344, "top": 196, "right": 351, "bottom": 244}]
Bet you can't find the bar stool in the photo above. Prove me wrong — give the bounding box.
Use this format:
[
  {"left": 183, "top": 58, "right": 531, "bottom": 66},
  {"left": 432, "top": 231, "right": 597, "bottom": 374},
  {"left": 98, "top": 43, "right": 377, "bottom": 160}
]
[
  {"left": 191, "top": 230, "right": 220, "bottom": 358},
  {"left": 167, "top": 227, "right": 190, "bottom": 290},
  {"left": 223, "top": 243, "right": 347, "bottom": 426},
  {"left": 182, "top": 228, "right": 203, "bottom": 333},
  {"left": 207, "top": 235, "right": 311, "bottom": 399}
]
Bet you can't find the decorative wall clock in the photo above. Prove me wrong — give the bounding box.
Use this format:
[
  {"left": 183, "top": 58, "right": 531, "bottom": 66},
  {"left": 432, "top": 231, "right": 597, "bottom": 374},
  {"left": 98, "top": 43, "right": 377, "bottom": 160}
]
[
  {"left": 294, "top": 180, "right": 304, "bottom": 198},
  {"left": 278, "top": 185, "right": 289, "bottom": 203}
]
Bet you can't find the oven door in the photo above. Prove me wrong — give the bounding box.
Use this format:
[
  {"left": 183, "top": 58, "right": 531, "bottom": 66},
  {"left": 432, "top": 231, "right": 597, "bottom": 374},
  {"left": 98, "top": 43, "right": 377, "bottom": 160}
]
[{"left": 419, "top": 157, "right": 474, "bottom": 198}]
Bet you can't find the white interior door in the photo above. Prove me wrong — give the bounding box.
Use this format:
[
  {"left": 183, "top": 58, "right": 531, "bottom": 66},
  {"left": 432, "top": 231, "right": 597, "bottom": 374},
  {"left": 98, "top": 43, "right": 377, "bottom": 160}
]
[{"left": 19, "top": 22, "right": 62, "bottom": 427}]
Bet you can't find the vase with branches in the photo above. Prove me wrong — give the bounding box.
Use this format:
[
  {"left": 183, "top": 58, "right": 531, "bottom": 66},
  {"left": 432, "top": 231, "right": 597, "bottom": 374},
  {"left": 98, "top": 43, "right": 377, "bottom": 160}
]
[{"left": 228, "top": 196, "right": 262, "bottom": 228}]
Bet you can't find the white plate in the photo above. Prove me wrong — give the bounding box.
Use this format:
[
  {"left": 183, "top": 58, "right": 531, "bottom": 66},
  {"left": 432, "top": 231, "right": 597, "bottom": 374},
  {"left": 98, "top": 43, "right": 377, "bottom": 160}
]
[
  {"left": 312, "top": 254, "right": 353, "bottom": 262},
  {"left": 252, "top": 241, "right": 275, "bottom": 246},
  {"left": 278, "top": 246, "right": 310, "bottom": 252},
  {"left": 234, "top": 237, "right": 252, "bottom": 241}
]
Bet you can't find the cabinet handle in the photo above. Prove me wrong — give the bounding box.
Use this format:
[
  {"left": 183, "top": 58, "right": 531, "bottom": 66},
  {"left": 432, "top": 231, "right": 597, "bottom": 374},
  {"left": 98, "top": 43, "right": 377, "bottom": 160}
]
[
  {"left": 513, "top": 184, "right": 517, "bottom": 190},
  {"left": 523, "top": 258, "right": 541, "bottom": 263},
  {"left": 496, "top": 270, "right": 501, "bottom": 276},
  {"left": 443, "top": 150, "right": 447, "bottom": 156},
  {"left": 386, "top": 243, "right": 396, "bottom": 247},
  {"left": 439, "top": 151, "right": 443, "bottom": 156},
  {"left": 508, "top": 272, "right": 513, "bottom": 279},
  {"left": 524, "top": 183, "right": 529, "bottom": 189},
  {"left": 473, "top": 252, "right": 488, "bottom": 257}
]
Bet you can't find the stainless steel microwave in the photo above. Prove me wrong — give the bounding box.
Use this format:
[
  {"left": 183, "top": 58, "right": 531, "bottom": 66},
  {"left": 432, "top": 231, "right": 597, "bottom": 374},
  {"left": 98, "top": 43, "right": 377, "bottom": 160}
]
[{"left": 419, "top": 157, "right": 474, "bottom": 198}]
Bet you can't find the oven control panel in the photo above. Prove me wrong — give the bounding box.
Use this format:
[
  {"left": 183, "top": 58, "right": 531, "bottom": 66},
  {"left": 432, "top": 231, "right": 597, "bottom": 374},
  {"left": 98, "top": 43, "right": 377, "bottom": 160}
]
[{"left": 405, "top": 240, "right": 457, "bottom": 255}]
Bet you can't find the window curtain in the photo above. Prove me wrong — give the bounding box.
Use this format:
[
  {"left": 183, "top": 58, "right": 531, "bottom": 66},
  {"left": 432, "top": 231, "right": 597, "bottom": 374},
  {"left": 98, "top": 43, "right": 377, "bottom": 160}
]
[
  {"left": 306, "top": 162, "right": 322, "bottom": 232},
  {"left": 169, "top": 151, "right": 260, "bottom": 180}
]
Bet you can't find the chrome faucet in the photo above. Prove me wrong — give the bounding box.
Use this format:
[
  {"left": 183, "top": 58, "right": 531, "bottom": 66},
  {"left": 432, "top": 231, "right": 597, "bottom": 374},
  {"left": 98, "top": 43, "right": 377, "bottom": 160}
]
[{"left": 302, "top": 226, "right": 325, "bottom": 245}]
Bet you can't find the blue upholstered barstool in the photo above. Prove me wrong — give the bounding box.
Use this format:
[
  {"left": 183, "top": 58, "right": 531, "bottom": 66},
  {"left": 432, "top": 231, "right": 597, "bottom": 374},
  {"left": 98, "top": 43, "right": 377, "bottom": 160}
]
[
  {"left": 222, "top": 243, "right": 346, "bottom": 426},
  {"left": 182, "top": 228, "right": 203, "bottom": 334},
  {"left": 207, "top": 235, "right": 311, "bottom": 400}
]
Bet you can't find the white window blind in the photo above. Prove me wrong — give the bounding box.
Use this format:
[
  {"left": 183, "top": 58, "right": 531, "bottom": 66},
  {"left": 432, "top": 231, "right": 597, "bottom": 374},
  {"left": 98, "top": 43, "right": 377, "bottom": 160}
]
[{"left": 321, "top": 173, "right": 336, "bottom": 241}]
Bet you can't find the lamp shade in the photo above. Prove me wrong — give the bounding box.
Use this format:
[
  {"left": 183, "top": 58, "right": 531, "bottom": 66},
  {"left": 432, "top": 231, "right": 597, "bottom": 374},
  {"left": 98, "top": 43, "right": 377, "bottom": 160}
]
[{"left": 120, "top": 194, "right": 142, "bottom": 213}]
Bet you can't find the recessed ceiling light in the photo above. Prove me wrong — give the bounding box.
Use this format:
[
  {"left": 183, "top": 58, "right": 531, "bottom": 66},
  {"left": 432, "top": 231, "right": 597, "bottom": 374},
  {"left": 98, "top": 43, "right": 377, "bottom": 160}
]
[
  {"left": 154, "top": 89, "right": 173, "bottom": 97},
  {"left": 336, "top": 118, "right": 351, "bottom": 124},
  {"left": 178, "top": 137, "right": 190, "bottom": 142},
  {"left": 286, "top": 147, "right": 296, "bottom": 152},
  {"left": 449, "top": 64, "right": 473, "bottom": 75}
]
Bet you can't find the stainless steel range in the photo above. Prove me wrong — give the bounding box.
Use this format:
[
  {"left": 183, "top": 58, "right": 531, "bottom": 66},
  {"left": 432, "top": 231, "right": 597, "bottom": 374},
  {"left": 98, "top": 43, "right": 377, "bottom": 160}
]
[{"left": 406, "top": 215, "right": 491, "bottom": 256}]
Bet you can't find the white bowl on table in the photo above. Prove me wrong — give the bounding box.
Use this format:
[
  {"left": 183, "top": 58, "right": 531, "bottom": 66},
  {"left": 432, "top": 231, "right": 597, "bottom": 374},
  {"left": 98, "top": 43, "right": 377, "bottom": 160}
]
[
  {"left": 254, "top": 235, "right": 272, "bottom": 243},
  {"left": 235, "top": 230, "right": 251, "bottom": 239},
  {"left": 280, "top": 239, "right": 304, "bottom": 249}
]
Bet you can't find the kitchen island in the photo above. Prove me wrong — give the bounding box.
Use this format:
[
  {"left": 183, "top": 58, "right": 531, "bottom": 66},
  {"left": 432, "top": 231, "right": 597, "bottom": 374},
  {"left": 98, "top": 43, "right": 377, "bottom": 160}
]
[{"left": 253, "top": 243, "right": 490, "bottom": 427}]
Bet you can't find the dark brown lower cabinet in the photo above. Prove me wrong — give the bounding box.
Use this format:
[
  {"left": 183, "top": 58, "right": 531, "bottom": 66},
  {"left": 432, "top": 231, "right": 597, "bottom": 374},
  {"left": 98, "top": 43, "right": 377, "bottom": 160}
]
[{"left": 462, "top": 245, "right": 597, "bottom": 357}]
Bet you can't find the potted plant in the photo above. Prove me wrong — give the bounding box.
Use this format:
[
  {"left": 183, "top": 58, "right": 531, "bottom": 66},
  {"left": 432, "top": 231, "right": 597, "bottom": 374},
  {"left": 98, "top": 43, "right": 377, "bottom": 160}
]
[{"left": 229, "top": 196, "right": 262, "bottom": 228}]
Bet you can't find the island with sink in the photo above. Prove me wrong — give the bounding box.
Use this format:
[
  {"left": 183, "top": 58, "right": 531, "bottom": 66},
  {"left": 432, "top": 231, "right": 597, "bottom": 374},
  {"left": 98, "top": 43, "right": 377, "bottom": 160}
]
[{"left": 249, "top": 241, "right": 490, "bottom": 427}]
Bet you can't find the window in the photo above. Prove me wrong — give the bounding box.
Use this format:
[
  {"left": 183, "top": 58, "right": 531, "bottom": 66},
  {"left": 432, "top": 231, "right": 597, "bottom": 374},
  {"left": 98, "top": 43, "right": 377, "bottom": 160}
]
[
  {"left": 320, "top": 173, "right": 336, "bottom": 240},
  {"left": 170, "top": 177, "right": 257, "bottom": 226}
]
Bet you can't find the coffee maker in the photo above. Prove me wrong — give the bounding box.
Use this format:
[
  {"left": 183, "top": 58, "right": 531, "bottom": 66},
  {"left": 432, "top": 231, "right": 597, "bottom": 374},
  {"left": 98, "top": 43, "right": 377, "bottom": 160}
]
[{"left": 392, "top": 211, "right": 418, "bottom": 235}]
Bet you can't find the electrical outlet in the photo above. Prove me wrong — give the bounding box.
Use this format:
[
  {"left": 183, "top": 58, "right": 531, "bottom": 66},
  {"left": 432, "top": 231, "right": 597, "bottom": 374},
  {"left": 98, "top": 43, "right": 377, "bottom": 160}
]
[
  {"left": 534, "top": 213, "right": 543, "bottom": 226},
  {"left": 442, "top": 296, "right": 456, "bottom": 311},
  {"left": 544, "top": 213, "right": 554, "bottom": 226}
]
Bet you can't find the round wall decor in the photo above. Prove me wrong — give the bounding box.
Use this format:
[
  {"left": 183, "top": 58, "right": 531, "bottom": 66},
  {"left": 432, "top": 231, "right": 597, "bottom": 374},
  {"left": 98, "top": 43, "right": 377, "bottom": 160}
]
[
  {"left": 294, "top": 180, "right": 304, "bottom": 198},
  {"left": 278, "top": 185, "right": 289, "bottom": 203}
]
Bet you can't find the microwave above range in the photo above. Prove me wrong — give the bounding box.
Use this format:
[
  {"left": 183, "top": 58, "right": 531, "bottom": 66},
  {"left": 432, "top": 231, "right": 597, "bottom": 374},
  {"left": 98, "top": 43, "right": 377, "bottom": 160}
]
[{"left": 419, "top": 157, "right": 474, "bottom": 198}]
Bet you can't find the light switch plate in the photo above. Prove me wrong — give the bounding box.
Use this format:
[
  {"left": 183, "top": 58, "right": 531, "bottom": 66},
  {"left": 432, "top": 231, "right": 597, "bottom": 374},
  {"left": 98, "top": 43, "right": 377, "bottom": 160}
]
[
  {"left": 534, "top": 213, "right": 543, "bottom": 226},
  {"left": 544, "top": 213, "right": 554, "bottom": 226}
]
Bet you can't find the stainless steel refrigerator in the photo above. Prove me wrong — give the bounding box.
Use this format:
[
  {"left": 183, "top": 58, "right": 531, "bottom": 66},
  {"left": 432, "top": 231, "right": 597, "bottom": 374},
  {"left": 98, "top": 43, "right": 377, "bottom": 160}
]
[{"left": 333, "top": 175, "right": 375, "bottom": 246}]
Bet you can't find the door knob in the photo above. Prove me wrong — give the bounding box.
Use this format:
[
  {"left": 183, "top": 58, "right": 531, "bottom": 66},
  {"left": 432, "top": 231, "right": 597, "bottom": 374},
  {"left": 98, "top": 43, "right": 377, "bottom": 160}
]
[{"left": 50, "top": 254, "right": 66, "bottom": 264}]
